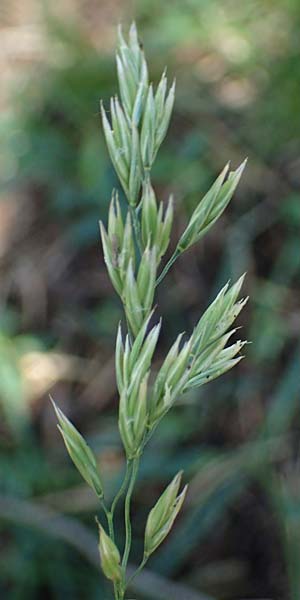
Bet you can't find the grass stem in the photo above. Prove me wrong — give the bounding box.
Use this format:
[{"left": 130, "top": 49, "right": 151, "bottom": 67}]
[{"left": 122, "top": 458, "right": 140, "bottom": 571}]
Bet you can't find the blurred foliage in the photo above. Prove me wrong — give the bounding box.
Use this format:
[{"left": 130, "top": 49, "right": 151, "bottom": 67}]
[{"left": 0, "top": 1, "right": 300, "bottom": 599}]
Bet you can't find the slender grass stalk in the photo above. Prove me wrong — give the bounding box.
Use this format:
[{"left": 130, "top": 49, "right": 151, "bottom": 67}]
[
  {"left": 125, "top": 554, "right": 149, "bottom": 590},
  {"left": 122, "top": 458, "right": 140, "bottom": 571},
  {"left": 52, "top": 22, "right": 248, "bottom": 600},
  {"left": 111, "top": 463, "right": 132, "bottom": 519},
  {"left": 156, "top": 248, "right": 181, "bottom": 286}
]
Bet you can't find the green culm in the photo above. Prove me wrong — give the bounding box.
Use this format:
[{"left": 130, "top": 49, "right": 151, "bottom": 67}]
[{"left": 52, "top": 22, "right": 248, "bottom": 600}]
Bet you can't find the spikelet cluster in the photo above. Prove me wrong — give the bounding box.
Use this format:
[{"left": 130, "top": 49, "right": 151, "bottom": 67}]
[{"left": 52, "top": 23, "right": 248, "bottom": 597}]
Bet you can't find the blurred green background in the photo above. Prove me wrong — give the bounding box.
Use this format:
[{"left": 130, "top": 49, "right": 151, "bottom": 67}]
[{"left": 1, "top": 1, "right": 300, "bottom": 599}]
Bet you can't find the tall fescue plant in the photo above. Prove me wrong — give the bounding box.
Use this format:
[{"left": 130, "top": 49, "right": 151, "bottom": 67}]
[{"left": 52, "top": 23, "right": 247, "bottom": 600}]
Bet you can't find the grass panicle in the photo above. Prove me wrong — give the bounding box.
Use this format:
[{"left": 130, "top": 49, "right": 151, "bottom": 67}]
[{"left": 52, "top": 22, "right": 247, "bottom": 600}]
